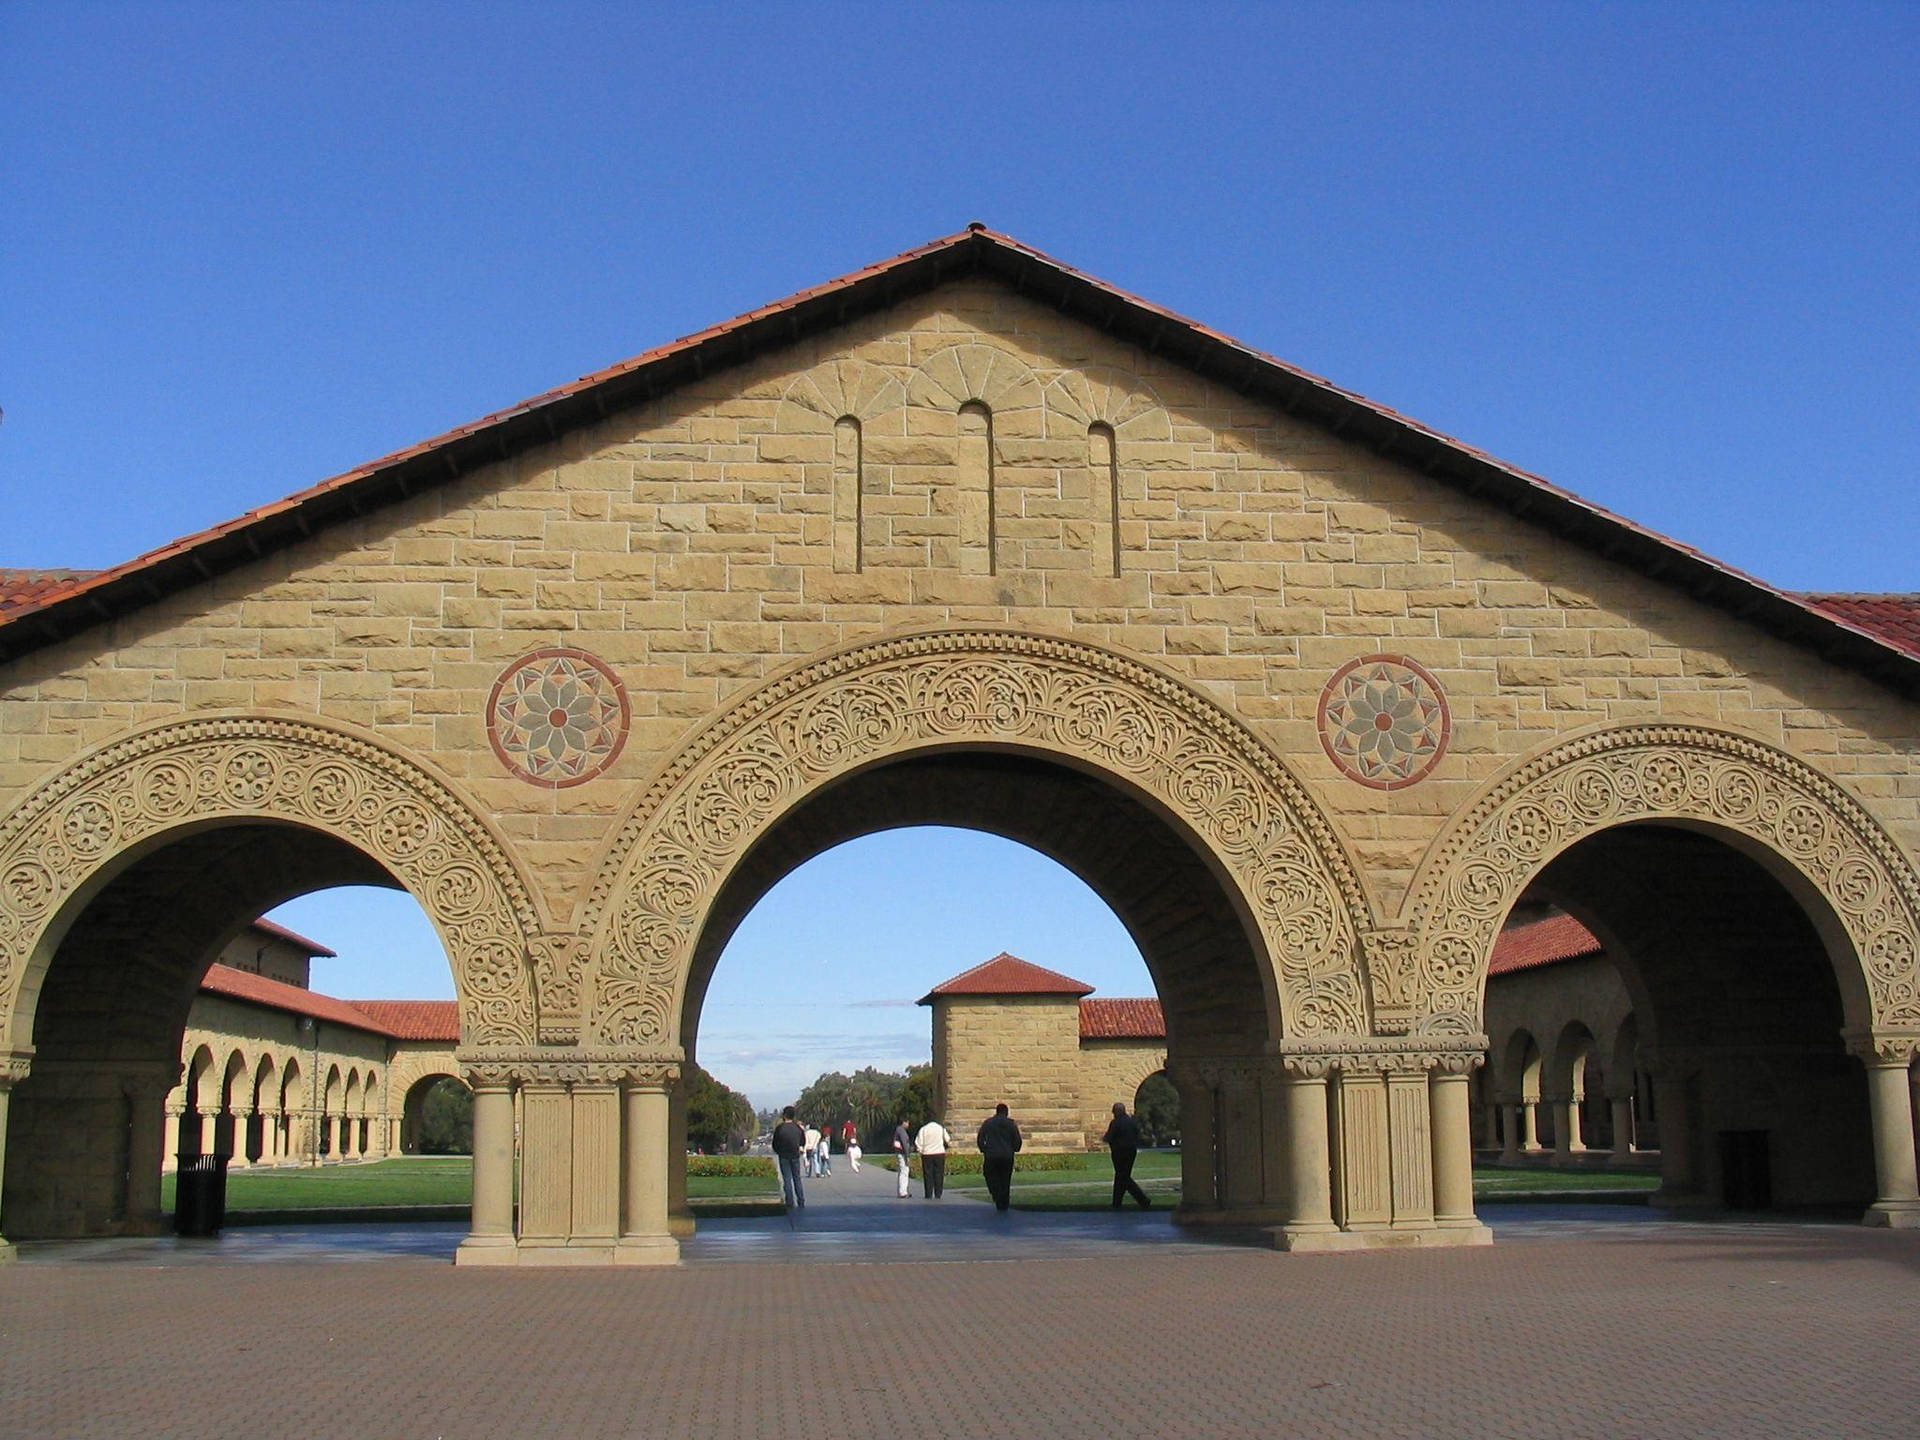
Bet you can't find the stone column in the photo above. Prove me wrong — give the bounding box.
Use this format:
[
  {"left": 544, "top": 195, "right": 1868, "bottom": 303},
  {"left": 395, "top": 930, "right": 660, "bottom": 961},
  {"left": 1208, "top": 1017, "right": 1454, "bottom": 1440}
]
[
  {"left": 1332, "top": 1067, "right": 1391, "bottom": 1231},
  {"left": 0, "top": 1055, "right": 29, "bottom": 1262},
  {"left": 123, "top": 1069, "right": 175, "bottom": 1234},
  {"left": 1519, "top": 1100, "right": 1541, "bottom": 1153},
  {"left": 1608, "top": 1093, "right": 1635, "bottom": 1159},
  {"left": 1551, "top": 1097, "right": 1584, "bottom": 1164},
  {"left": 1429, "top": 1058, "right": 1489, "bottom": 1241},
  {"left": 618, "top": 1065, "right": 679, "bottom": 1265},
  {"left": 1648, "top": 1066, "right": 1704, "bottom": 1207},
  {"left": 1386, "top": 1067, "right": 1435, "bottom": 1229},
  {"left": 665, "top": 1076, "right": 691, "bottom": 1238},
  {"left": 517, "top": 1074, "right": 572, "bottom": 1248},
  {"left": 1273, "top": 1060, "right": 1335, "bottom": 1244},
  {"left": 163, "top": 1103, "right": 186, "bottom": 1169},
  {"left": 457, "top": 1070, "right": 517, "bottom": 1266},
  {"left": 1214, "top": 1063, "right": 1266, "bottom": 1212},
  {"left": 228, "top": 1107, "right": 253, "bottom": 1168},
  {"left": 1499, "top": 1100, "right": 1522, "bottom": 1164},
  {"left": 198, "top": 1109, "right": 219, "bottom": 1158},
  {"left": 1855, "top": 1039, "right": 1920, "bottom": 1228},
  {"left": 1169, "top": 1063, "right": 1217, "bottom": 1218}
]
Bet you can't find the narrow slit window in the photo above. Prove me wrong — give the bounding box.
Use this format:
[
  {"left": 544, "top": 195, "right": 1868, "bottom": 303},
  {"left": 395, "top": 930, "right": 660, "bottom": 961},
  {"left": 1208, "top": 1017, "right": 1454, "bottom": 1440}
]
[
  {"left": 833, "top": 415, "right": 862, "bottom": 573},
  {"left": 958, "top": 401, "right": 994, "bottom": 575},
  {"left": 1089, "top": 422, "right": 1120, "bottom": 577}
]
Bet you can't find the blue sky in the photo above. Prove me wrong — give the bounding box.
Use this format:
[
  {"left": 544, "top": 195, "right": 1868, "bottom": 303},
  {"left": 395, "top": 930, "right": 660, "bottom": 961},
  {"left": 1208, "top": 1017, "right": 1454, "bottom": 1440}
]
[{"left": 8, "top": 5, "right": 1917, "bottom": 1106}]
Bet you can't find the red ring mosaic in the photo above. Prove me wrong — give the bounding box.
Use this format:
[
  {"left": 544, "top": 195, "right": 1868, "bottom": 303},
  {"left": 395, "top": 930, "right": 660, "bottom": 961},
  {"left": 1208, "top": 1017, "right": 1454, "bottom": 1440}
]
[
  {"left": 1316, "top": 654, "right": 1450, "bottom": 791},
  {"left": 487, "top": 647, "right": 631, "bottom": 789}
]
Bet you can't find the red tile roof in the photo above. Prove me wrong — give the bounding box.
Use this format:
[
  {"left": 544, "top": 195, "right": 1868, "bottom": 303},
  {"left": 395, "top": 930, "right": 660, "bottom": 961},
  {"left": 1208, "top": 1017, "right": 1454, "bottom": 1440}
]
[
  {"left": 1488, "top": 912, "right": 1605, "bottom": 977},
  {"left": 346, "top": 1000, "right": 459, "bottom": 1042},
  {"left": 199, "top": 963, "right": 395, "bottom": 1034},
  {"left": 1, "top": 229, "right": 1915, "bottom": 698},
  {"left": 1079, "top": 998, "right": 1165, "bottom": 1041},
  {"left": 247, "top": 917, "right": 336, "bottom": 958},
  {"left": 1798, "top": 594, "right": 1920, "bottom": 662},
  {"left": 0, "top": 569, "right": 99, "bottom": 618},
  {"left": 918, "top": 952, "right": 1095, "bottom": 1003}
]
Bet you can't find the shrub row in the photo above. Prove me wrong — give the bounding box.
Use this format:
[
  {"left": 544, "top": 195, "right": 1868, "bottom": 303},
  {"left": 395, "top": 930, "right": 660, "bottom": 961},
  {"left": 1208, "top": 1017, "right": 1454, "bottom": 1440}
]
[{"left": 687, "top": 1155, "right": 776, "bottom": 1177}]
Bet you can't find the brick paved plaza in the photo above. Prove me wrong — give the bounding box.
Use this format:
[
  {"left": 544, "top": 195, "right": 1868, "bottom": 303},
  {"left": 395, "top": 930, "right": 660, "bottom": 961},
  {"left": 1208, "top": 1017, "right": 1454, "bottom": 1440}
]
[{"left": 3, "top": 1180, "right": 1917, "bottom": 1440}]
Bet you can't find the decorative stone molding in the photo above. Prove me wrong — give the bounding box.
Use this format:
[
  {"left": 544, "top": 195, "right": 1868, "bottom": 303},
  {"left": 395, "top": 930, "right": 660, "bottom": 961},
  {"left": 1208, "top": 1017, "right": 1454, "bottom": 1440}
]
[
  {"left": 0, "top": 715, "right": 540, "bottom": 1046},
  {"left": 1845, "top": 1032, "right": 1920, "bottom": 1066},
  {"left": 1361, "top": 926, "right": 1420, "bottom": 1033},
  {"left": 458, "top": 1049, "right": 683, "bottom": 1091},
  {"left": 1041, "top": 366, "right": 1172, "bottom": 441},
  {"left": 1403, "top": 725, "right": 1920, "bottom": 1036},
  {"left": 526, "top": 934, "right": 590, "bottom": 1044},
  {"left": 779, "top": 356, "right": 906, "bottom": 424},
  {"left": 906, "top": 343, "right": 1043, "bottom": 418},
  {"left": 586, "top": 629, "right": 1373, "bottom": 1047},
  {"left": 1280, "top": 1035, "right": 1488, "bottom": 1077},
  {"left": 0, "top": 1052, "right": 32, "bottom": 1091}
]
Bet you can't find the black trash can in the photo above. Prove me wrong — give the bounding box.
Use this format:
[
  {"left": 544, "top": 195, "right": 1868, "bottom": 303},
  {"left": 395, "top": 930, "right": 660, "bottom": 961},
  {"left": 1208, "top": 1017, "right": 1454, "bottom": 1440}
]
[
  {"left": 174, "top": 1152, "right": 231, "bottom": 1237},
  {"left": 1718, "top": 1130, "right": 1771, "bottom": 1211}
]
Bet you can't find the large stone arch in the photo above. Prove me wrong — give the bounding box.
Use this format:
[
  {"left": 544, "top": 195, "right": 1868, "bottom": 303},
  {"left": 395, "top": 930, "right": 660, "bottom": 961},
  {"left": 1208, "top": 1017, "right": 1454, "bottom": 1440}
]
[
  {"left": 1403, "top": 723, "right": 1920, "bottom": 1040},
  {"left": 0, "top": 714, "right": 540, "bottom": 1049},
  {"left": 583, "top": 628, "right": 1375, "bottom": 1050}
]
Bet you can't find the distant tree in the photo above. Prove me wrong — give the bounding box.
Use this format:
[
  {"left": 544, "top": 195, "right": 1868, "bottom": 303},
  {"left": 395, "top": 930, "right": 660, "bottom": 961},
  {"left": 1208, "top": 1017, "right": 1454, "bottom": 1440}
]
[
  {"left": 896, "top": 1065, "right": 936, "bottom": 1132},
  {"left": 795, "top": 1071, "right": 854, "bottom": 1132},
  {"left": 685, "top": 1065, "right": 755, "bottom": 1153},
  {"left": 1134, "top": 1071, "right": 1181, "bottom": 1147},
  {"left": 417, "top": 1078, "right": 473, "bottom": 1154}
]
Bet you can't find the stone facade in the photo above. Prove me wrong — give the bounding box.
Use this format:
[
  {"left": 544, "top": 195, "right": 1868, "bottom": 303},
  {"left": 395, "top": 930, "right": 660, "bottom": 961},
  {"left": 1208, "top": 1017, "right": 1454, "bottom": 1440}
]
[{"left": 1, "top": 228, "right": 1917, "bottom": 1264}]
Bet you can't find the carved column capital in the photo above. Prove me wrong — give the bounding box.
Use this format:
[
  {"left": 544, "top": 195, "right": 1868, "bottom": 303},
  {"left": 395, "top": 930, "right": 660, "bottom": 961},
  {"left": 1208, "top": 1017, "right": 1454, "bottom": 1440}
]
[
  {"left": 0, "top": 1052, "right": 33, "bottom": 1091},
  {"left": 1361, "top": 925, "right": 1420, "bottom": 1035},
  {"left": 1846, "top": 1031, "right": 1920, "bottom": 1067}
]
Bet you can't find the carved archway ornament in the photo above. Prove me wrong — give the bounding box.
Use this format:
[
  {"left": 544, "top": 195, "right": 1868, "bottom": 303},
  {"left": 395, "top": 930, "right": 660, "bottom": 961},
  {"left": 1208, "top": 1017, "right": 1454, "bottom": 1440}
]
[
  {"left": 1403, "top": 724, "right": 1920, "bottom": 1038},
  {"left": 0, "top": 715, "right": 540, "bottom": 1048},
  {"left": 585, "top": 630, "right": 1375, "bottom": 1048}
]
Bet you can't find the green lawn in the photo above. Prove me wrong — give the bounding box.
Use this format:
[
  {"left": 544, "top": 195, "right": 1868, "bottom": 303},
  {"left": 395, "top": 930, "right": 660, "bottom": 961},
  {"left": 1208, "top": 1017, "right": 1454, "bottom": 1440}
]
[
  {"left": 162, "top": 1157, "right": 474, "bottom": 1211},
  {"left": 904, "top": 1153, "right": 1655, "bottom": 1211},
  {"left": 161, "top": 1153, "right": 1654, "bottom": 1216}
]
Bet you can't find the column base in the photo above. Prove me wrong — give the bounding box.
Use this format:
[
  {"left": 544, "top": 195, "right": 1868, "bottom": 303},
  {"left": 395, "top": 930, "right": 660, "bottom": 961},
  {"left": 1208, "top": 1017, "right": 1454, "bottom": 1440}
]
[
  {"left": 1175, "top": 1205, "right": 1292, "bottom": 1227},
  {"left": 1271, "top": 1222, "right": 1493, "bottom": 1252},
  {"left": 667, "top": 1212, "right": 696, "bottom": 1238},
  {"left": 615, "top": 1236, "right": 681, "bottom": 1266},
  {"left": 453, "top": 1234, "right": 520, "bottom": 1267},
  {"left": 1862, "top": 1200, "right": 1920, "bottom": 1229}
]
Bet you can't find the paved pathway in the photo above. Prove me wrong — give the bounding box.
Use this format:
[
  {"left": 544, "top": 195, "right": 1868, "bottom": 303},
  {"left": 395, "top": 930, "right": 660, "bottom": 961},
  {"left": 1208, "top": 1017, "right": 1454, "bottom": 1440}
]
[{"left": 5, "top": 1207, "right": 1919, "bottom": 1438}]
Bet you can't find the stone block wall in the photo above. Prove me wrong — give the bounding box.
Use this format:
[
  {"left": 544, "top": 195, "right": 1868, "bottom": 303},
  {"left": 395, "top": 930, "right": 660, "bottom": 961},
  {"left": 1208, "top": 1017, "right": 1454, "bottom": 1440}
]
[{"left": 931, "top": 995, "right": 1085, "bottom": 1150}]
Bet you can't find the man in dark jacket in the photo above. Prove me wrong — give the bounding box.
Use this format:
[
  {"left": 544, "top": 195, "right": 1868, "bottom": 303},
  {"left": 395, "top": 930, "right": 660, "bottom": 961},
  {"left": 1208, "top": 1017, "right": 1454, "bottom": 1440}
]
[
  {"left": 976, "top": 1103, "right": 1023, "bottom": 1212},
  {"left": 1102, "top": 1101, "right": 1152, "bottom": 1210},
  {"left": 771, "top": 1105, "right": 807, "bottom": 1210}
]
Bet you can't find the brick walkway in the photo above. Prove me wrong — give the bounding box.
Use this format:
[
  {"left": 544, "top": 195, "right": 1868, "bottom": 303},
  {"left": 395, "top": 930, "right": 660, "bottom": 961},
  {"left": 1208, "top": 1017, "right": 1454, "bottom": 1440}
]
[{"left": 4, "top": 1205, "right": 1918, "bottom": 1439}]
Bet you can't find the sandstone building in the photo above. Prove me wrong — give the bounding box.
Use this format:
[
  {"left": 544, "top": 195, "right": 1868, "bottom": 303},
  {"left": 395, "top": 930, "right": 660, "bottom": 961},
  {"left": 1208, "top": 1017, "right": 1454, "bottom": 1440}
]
[
  {"left": 1, "top": 227, "right": 1917, "bottom": 1264},
  {"left": 167, "top": 918, "right": 462, "bottom": 1172}
]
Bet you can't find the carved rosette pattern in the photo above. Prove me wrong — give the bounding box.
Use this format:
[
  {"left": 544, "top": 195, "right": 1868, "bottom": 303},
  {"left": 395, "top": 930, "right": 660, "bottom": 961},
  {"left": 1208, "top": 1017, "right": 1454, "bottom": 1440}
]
[
  {"left": 1318, "top": 655, "right": 1449, "bottom": 790},
  {"left": 487, "top": 648, "right": 630, "bottom": 789},
  {"left": 587, "top": 631, "right": 1372, "bottom": 1048},
  {"left": 1406, "top": 726, "right": 1920, "bottom": 1036},
  {"left": 0, "top": 717, "right": 539, "bottom": 1046}
]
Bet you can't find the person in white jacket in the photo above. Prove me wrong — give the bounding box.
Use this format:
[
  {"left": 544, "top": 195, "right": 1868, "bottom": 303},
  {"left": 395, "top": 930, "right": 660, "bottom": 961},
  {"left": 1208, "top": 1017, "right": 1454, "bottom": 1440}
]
[
  {"left": 803, "top": 1123, "right": 821, "bottom": 1178},
  {"left": 914, "top": 1117, "right": 954, "bottom": 1199}
]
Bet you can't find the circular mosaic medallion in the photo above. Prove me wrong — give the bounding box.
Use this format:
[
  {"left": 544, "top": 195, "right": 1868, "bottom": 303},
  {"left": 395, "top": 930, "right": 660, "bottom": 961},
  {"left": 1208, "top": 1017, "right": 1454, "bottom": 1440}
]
[
  {"left": 487, "top": 648, "right": 631, "bottom": 789},
  {"left": 1317, "top": 654, "right": 1450, "bottom": 791}
]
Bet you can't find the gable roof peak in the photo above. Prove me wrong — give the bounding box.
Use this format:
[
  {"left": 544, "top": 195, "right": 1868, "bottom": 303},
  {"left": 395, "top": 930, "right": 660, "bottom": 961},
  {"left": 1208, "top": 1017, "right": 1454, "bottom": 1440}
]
[
  {"left": 2, "top": 228, "right": 1915, "bottom": 697},
  {"left": 918, "top": 951, "right": 1096, "bottom": 1004}
]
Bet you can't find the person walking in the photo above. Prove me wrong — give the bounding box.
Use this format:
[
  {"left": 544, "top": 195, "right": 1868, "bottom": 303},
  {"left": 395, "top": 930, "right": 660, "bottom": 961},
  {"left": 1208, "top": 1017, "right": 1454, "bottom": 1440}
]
[
  {"left": 1102, "top": 1101, "right": 1153, "bottom": 1210},
  {"left": 914, "top": 1116, "right": 953, "bottom": 1199},
  {"left": 815, "top": 1124, "right": 833, "bottom": 1177},
  {"left": 803, "top": 1121, "right": 822, "bottom": 1178},
  {"left": 976, "top": 1103, "right": 1023, "bottom": 1212},
  {"left": 892, "top": 1117, "right": 914, "bottom": 1198},
  {"left": 771, "top": 1106, "right": 807, "bottom": 1210}
]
